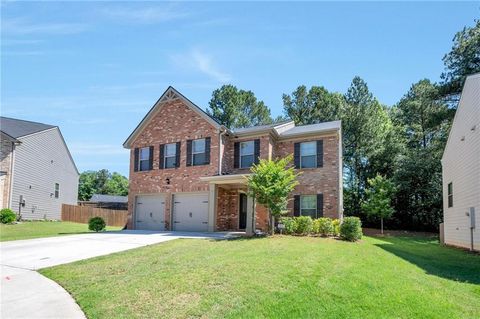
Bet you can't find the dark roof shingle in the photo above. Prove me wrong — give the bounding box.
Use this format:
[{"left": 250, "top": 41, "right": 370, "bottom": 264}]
[{"left": 0, "top": 117, "right": 56, "bottom": 138}]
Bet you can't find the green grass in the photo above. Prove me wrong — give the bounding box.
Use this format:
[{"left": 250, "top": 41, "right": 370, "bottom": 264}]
[
  {"left": 0, "top": 221, "right": 122, "bottom": 242},
  {"left": 40, "top": 236, "right": 480, "bottom": 319}
]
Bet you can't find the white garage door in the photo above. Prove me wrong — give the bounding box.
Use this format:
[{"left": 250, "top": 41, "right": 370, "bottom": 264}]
[
  {"left": 173, "top": 193, "right": 209, "bottom": 232},
  {"left": 135, "top": 195, "right": 166, "bottom": 231}
]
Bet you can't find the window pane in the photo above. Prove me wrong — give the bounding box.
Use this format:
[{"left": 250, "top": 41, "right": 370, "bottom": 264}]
[
  {"left": 140, "top": 160, "right": 149, "bottom": 171},
  {"left": 301, "top": 195, "right": 317, "bottom": 209},
  {"left": 193, "top": 139, "right": 205, "bottom": 153},
  {"left": 300, "top": 141, "right": 316, "bottom": 156},
  {"left": 140, "top": 147, "right": 150, "bottom": 160},
  {"left": 240, "top": 154, "right": 254, "bottom": 168},
  {"left": 448, "top": 183, "right": 452, "bottom": 195},
  {"left": 301, "top": 155, "right": 316, "bottom": 168},
  {"left": 165, "top": 143, "right": 176, "bottom": 157},
  {"left": 240, "top": 141, "right": 254, "bottom": 155},
  {"left": 301, "top": 209, "right": 317, "bottom": 219},
  {"left": 193, "top": 153, "right": 206, "bottom": 165},
  {"left": 165, "top": 156, "right": 176, "bottom": 168}
]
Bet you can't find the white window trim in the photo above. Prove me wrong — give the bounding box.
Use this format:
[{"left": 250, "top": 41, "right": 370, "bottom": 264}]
[
  {"left": 447, "top": 182, "right": 453, "bottom": 208},
  {"left": 300, "top": 195, "right": 317, "bottom": 217},
  {"left": 54, "top": 183, "right": 60, "bottom": 199},
  {"left": 192, "top": 138, "right": 206, "bottom": 166},
  {"left": 138, "top": 147, "right": 150, "bottom": 171},
  {"left": 300, "top": 141, "right": 317, "bottom": 169},
  {"left": 240, "top": 141, "right": 255, "bottom": 169},
  {"left": 164, "top": 143, "right": 177, "bottom": 169}
]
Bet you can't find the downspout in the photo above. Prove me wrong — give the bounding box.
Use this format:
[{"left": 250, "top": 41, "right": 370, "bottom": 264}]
[
  {"left": 8, "top": 141, "right": 17, "bottom": 210},
  {"left": 218, "top": 128, "right": 226, "bottom": 175}
]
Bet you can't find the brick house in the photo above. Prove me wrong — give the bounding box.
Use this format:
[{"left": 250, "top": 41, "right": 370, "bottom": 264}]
[{"left": 123, "top": 87, "right": 343, "bottom": 234}]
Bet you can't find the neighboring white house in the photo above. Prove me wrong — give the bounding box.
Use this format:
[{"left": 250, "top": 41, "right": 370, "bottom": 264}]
[
  {"left": 442, "top": 73, "right": 480, "bottom": 251},
  {"left": 0, "top": 117, "right": 79, "bottom": 220}
]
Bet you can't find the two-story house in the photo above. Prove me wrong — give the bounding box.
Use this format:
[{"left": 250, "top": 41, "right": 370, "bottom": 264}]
[
  {"left": 123, "top": 87, "right": 343, "bottom": 234},
  {"left": 0, "top": 117, "right": 79, "bottom": 220}
]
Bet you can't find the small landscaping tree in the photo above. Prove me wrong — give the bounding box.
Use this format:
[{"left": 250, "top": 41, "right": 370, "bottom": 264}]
[
  {"left": 362, "top": 174, "right": 396, "bottom": 234},
  {"left": 247, "top": 155, "right": 299, "bottom": 235}
]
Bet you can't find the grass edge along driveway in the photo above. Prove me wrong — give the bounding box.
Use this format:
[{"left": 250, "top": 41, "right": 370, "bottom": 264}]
[
  {"left": 0, "top": 221, "right": 122, "bottom": 242},
  {"left": 41, "top": 235, "right": 480, "bottom": 319}
]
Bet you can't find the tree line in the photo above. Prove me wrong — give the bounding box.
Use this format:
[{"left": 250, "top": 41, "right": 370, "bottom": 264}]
[{"left": 207, "top": 20, "right": 479, "bottom": 231}]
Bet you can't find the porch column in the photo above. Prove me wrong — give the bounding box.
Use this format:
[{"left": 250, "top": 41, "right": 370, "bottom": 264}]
[
  {"left": 208, "top": 183, "right": 217, "bottom": 232},
  {"left": 246, "top": 194, "right": 255, "bottom": 236}
]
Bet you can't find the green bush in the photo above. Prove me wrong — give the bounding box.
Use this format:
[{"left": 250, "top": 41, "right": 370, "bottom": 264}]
[
  {"left": 340, "top": 217, "right": 363, "bottom": 241},
  {"left": 294, "top": 216, "right": 313, "bottom": 235},
  {"left": 278, "top": 217, "right": 296, "bottom": 235},
  {"left": 313, "top": 218, "right": 334, "bottom": 237},
  {"left": 0, "top": 208, "right": 16, "bottom": 224},
  {"left": 88, "top": 216, "right": 106, "bottom": 232},
  {"left": 332, "top": 219, "right": 341, "bottom": 237}
]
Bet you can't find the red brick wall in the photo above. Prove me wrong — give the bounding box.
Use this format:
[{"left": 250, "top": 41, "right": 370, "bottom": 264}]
[
  {"left": 127, "top": 96, "right": 341, "bottom": 230},
  {"left": 216, "top": 187, "right": 240, "bottom": 231},
  {"left": 222, "top": 134, "right": 272, "bottom": 175},
  {"left": 127, "top": 99, "right": 220, "bottom": 229},
  {"left": 276, "top": 133, "right": 340, "bottom": 219}
]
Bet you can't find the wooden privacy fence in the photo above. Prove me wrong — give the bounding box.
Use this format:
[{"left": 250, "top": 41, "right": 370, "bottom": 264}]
[{"left": 62, "top": 204, "right": 128, "bottom": 227}]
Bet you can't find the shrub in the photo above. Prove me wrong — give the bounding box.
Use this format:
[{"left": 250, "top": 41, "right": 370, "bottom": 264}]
[
  {"left": 340, "top": 217, "right": 363, "bottom": 241},
  {"left": 0, "top": 208, "right": 16, "bottom": 224},
  {"left": 88, "top": 216, "right": 106, "bottom": 232},
  {"left": 294, "top": 216, "right": 313, "bottom": 235},
  {"left": 278, "top": 217, "right": 296, "bottom": 235},
  {"left": 313, "top": 218, "right": 334, "bottom": 237},
  {"left": 332, "top": 219, "right": 341, "bottom": 237}
]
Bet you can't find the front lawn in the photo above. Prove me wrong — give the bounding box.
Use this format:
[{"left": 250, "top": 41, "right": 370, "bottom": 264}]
[
  {"left": 40, "top": 236, "right": 480, "bottom": 319},
  {"left": 0, "top": 221, "right": 122, "bottom": 242}
]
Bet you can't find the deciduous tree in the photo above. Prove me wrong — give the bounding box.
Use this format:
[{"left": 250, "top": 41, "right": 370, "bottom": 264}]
[
  {"left": 247, "top": 155, "right": 299, "bottom": 235},
  {"left": 362, "top": 175, "right": 396, "bottom": 234}
]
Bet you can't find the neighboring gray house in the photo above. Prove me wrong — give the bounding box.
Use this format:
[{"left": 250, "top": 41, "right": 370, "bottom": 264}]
[
  {"left": 442, "top": 73, "right": 480, "bottom": 251},
  {"left": 81, "top": 194, "right": 128, "bottom": 210},
  {"left": 0, "top": 117, "right": 79, "bottom": 220}
]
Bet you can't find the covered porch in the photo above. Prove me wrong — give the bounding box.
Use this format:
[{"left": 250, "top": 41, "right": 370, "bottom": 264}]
[{"left": 200, "top": 174, "right": 269, "bottom": 235}]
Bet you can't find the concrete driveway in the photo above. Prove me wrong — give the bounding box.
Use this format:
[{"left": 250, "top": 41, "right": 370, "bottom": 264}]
[{"left": 1, "top": 230, "right": 230, "bottom": 319}]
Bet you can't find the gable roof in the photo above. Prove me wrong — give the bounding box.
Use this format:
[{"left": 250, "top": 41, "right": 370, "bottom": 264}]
[
  {"left": 0, "top": 116, "right": 56, "bottom": 138},
  {"left": 123, "top": 86, "right": 222, "bottom": 148},
  {"left": 123, "top": 86, "right": 342, "bottom": 148},
  {"left": 442, "top": 72, "right": 480, "bottom": 161},
  {"left": 0, "top": 116, "right": 79, "bottom": 175},
  {"left": 89, "top": 194, "right": 128, "bottom": 203}
]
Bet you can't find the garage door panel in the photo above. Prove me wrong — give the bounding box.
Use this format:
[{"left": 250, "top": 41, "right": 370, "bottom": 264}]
[
  {"left": 173, "top": 193, "right": 209, "bottom": 232},
  {"left": 135, "top": 195, "right": 166, "bottom": 231}
]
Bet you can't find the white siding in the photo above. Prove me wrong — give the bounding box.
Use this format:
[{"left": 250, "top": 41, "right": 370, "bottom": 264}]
[
  {"left": 442, "top": 74, "right": 480, "bottom": 251},
  {"left": 10, "top": 128, "right": 79, "bottom": 220}
]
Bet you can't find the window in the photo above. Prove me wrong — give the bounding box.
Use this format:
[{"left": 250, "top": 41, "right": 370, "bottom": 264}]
[
  {"left": 240, "top": 141, "right": 255, "bottom": 168},
  {"left": 139, "top": 147, "right": 150, "bottom": 171},
  {"left": 300, "top": 141, "right": 316, "bottom": 168},
  {"left": 164, "top": 143, "right": 177, "bottom": 169},
  {"left": 54, "top": 183, "right": 59, "bottom": 199},
  {"left": 192, "top": 139, "right": 206, "bottom": 166},
  {"left": 300, "top": 195, "right": 317, "bottom": 218},
  {"left": 448, "top": 182, "right": 453, "bottom": 208}
]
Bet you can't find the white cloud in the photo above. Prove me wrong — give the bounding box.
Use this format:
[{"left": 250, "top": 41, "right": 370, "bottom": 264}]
[
  {"left": 2, "top": 18, "right": 88, "bottom": 35},
  {"left": 100, "top": 4, "right": 190, "bottom": 24},
  {"left": 170, "top": 49, "right": 232, "bottom": 83}
]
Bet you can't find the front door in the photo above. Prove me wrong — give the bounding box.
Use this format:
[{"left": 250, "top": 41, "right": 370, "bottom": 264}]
[{"left": 239, "top": 193, "right": 247, "bottom": 230}]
